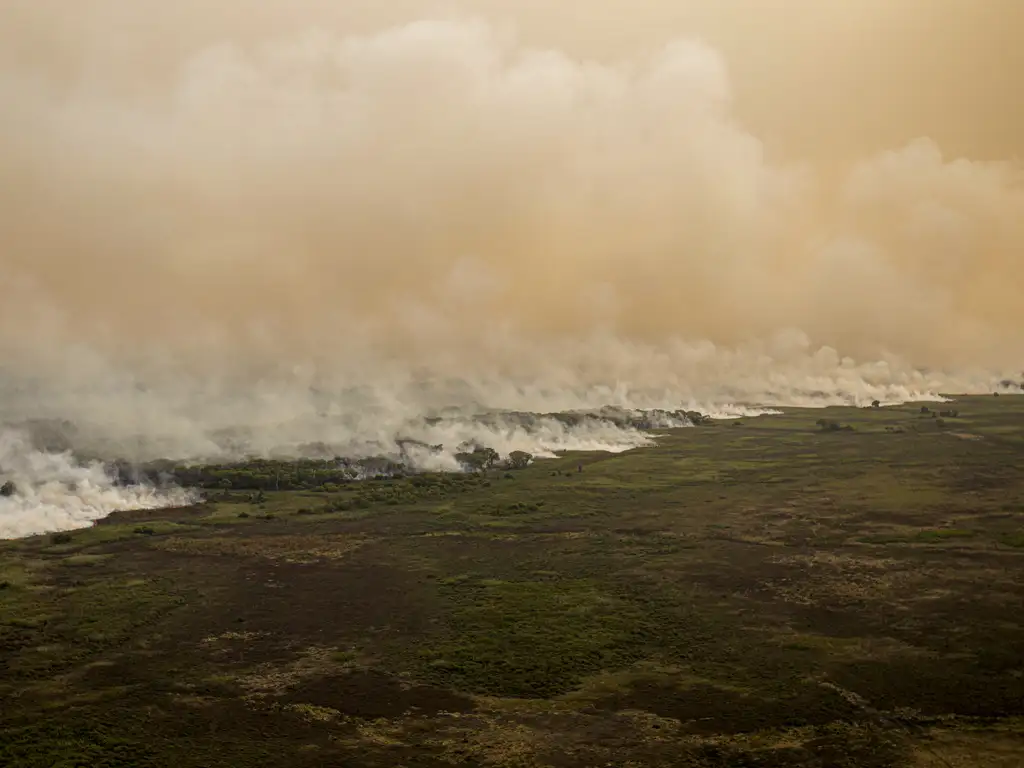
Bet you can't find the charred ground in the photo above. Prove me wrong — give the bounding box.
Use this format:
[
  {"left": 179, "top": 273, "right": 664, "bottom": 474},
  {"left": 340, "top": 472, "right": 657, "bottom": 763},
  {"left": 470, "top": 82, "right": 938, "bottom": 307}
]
[{"left": 2, "top": 395, "right": 1023, "bottom": 766}]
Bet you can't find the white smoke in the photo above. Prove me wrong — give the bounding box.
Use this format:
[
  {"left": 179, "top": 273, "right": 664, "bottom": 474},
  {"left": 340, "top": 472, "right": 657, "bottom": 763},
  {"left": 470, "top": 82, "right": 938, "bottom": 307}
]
[
  {"left": 0, "top": 430, "right": 196, "bottom": 540},
  {"left": 0, "top": 330, "right": 1015, "bottom": 467}
]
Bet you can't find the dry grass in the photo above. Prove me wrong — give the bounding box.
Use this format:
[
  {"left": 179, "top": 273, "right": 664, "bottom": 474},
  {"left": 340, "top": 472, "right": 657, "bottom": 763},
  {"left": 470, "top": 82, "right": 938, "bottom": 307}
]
[{"left": 235, "top": 645, "right": 354, "bottom": 698}]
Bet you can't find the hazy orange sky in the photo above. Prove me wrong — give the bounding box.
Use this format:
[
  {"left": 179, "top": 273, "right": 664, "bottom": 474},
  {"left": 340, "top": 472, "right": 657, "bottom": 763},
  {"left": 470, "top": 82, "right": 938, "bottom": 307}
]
[
  {"left": 5, "top": 0, "right": 1022, "bottom": 165},
  {"left": 0, "top": 0, "right": 1022, "bottom": 452}
]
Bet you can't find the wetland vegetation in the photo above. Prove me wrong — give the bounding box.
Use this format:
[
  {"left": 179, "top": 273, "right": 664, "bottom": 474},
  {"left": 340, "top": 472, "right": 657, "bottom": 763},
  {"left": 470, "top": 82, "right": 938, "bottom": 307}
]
[{"left": 2, "top": 395, "right": 1023, "bottom": 766}]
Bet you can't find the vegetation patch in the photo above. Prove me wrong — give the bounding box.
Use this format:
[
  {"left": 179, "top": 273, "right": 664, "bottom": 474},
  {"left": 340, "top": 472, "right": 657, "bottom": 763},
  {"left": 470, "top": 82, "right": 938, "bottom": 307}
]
[
  {"left": 421, "top": 578, "right": 651, "bottom": 698},
  {"left": 917, "top": 528, "right": 975, "bottom": 542},
  {"left": 154, "top": 533, "right": 373, "bottom": 563},
  {"left": 2, "top": 395, "right": 1024, "bottom": 766}
]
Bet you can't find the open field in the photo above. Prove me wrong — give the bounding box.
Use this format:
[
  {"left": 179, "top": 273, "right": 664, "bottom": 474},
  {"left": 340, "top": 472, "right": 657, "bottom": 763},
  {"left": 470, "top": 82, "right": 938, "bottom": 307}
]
[{"left": 2, "top": 395, "right": 1023, "bottom": 767}]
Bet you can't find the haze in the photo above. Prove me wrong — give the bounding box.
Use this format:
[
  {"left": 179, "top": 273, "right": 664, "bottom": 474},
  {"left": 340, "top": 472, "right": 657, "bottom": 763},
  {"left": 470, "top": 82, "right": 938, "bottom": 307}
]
[{"left": 1, "top": 0, "right": 1022, "bottom": 462}]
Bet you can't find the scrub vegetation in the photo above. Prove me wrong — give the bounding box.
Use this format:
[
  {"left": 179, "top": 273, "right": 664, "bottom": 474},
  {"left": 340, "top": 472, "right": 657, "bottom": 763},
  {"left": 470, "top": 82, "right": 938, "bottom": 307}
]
[{"left": 2, "top": 395, "right": 1023, "bottom": 767}]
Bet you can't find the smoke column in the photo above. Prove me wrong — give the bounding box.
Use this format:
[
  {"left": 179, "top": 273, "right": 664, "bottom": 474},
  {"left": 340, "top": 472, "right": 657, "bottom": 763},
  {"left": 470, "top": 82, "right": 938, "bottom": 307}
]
[{"left": 0, "top": 2, "right": 1022, "bottom": 471}]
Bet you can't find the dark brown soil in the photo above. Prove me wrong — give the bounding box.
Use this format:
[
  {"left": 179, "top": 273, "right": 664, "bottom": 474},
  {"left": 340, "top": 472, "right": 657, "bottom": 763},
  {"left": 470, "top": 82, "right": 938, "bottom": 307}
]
[
  {"left": 280, "top": 670, "right": 476, "bottom": 718},
  {"left": 596, "top": 680, "right": 864, "bottom": 734}
]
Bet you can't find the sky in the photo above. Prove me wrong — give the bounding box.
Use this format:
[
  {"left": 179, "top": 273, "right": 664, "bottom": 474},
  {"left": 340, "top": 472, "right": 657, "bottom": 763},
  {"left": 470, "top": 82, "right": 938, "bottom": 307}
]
[
  {"left": 0, "top": 0, "right": 1022, "bottom": 462},
  {"left": 6, "top": 1, "right": 1023, "bottom": 163}
]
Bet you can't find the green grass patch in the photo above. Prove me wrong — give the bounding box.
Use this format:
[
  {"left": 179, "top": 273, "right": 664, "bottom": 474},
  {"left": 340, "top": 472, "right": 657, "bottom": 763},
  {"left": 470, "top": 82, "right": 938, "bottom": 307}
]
[
  {"left": 917, "top": 529, "right": 975, "bottom": 542},
  {"left": 0, "top": 721, "right": 162, "bottom": 768},
  {"left": 420, "top": 578, "right": 651, "bottom": 698},
  {"left": 61, "top": 554, "right": 114, "bottom": 568},
  {"left": 34, "top": 521, "right": 201, "bottom": 550},
  {"left": 1000, "top": 532, "right": 1024, "bottom": 548}
]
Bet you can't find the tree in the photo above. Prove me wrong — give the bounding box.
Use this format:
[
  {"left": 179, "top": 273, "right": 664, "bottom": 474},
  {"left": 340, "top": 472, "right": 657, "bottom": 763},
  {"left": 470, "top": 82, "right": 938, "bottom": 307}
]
[
  {"left": 506, "top": 451, "right": 533, "bottom": 470},
  {"left": 456, "top": 447, "right": 499, "bottom": 472},
  {"left": 871, "top": 400, "right": 880, "bottom": 408},
  {"left": 0, "top": 480, "right": 15, "bottom": 497}
]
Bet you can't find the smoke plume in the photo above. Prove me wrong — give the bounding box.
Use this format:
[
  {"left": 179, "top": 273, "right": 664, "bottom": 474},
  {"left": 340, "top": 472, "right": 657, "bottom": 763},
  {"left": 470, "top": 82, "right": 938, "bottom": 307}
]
[
  {"left": 1, "top": 3, "right": 1022, "bottom": 472},
  {"left": 0, "top": 430, "right": 196, "bottom": 539}
]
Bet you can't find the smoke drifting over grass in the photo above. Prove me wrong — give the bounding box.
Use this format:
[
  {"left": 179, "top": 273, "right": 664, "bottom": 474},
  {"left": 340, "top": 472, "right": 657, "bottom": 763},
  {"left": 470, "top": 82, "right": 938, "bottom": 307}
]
[
  {"left": 1, "top": 5, "right": 1022, "bottom": 477},
  {"left": 0, "top": 430, "right": 196, "bottom": 539}
]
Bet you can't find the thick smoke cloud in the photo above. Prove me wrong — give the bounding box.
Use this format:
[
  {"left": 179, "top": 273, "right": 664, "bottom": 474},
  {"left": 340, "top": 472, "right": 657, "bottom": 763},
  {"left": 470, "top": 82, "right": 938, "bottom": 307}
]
[
  {"left": 0, "top": 5, "right": 1022, "bottom": 469},
  {"left": 0, "top": 430, "right": 196, "bottom": 539}
]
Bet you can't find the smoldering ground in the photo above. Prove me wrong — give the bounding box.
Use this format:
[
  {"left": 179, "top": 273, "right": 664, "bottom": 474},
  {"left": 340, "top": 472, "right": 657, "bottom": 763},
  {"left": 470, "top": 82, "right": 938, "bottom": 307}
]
[{"left": 1, "top": 3, "right": 1022, "bottom": 533}]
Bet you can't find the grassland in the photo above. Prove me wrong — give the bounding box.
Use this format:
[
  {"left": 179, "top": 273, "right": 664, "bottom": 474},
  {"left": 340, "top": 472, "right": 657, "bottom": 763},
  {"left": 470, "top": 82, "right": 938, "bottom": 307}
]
[{"left": 2, "top": 395, "right": 1023, "bottom": 767}]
